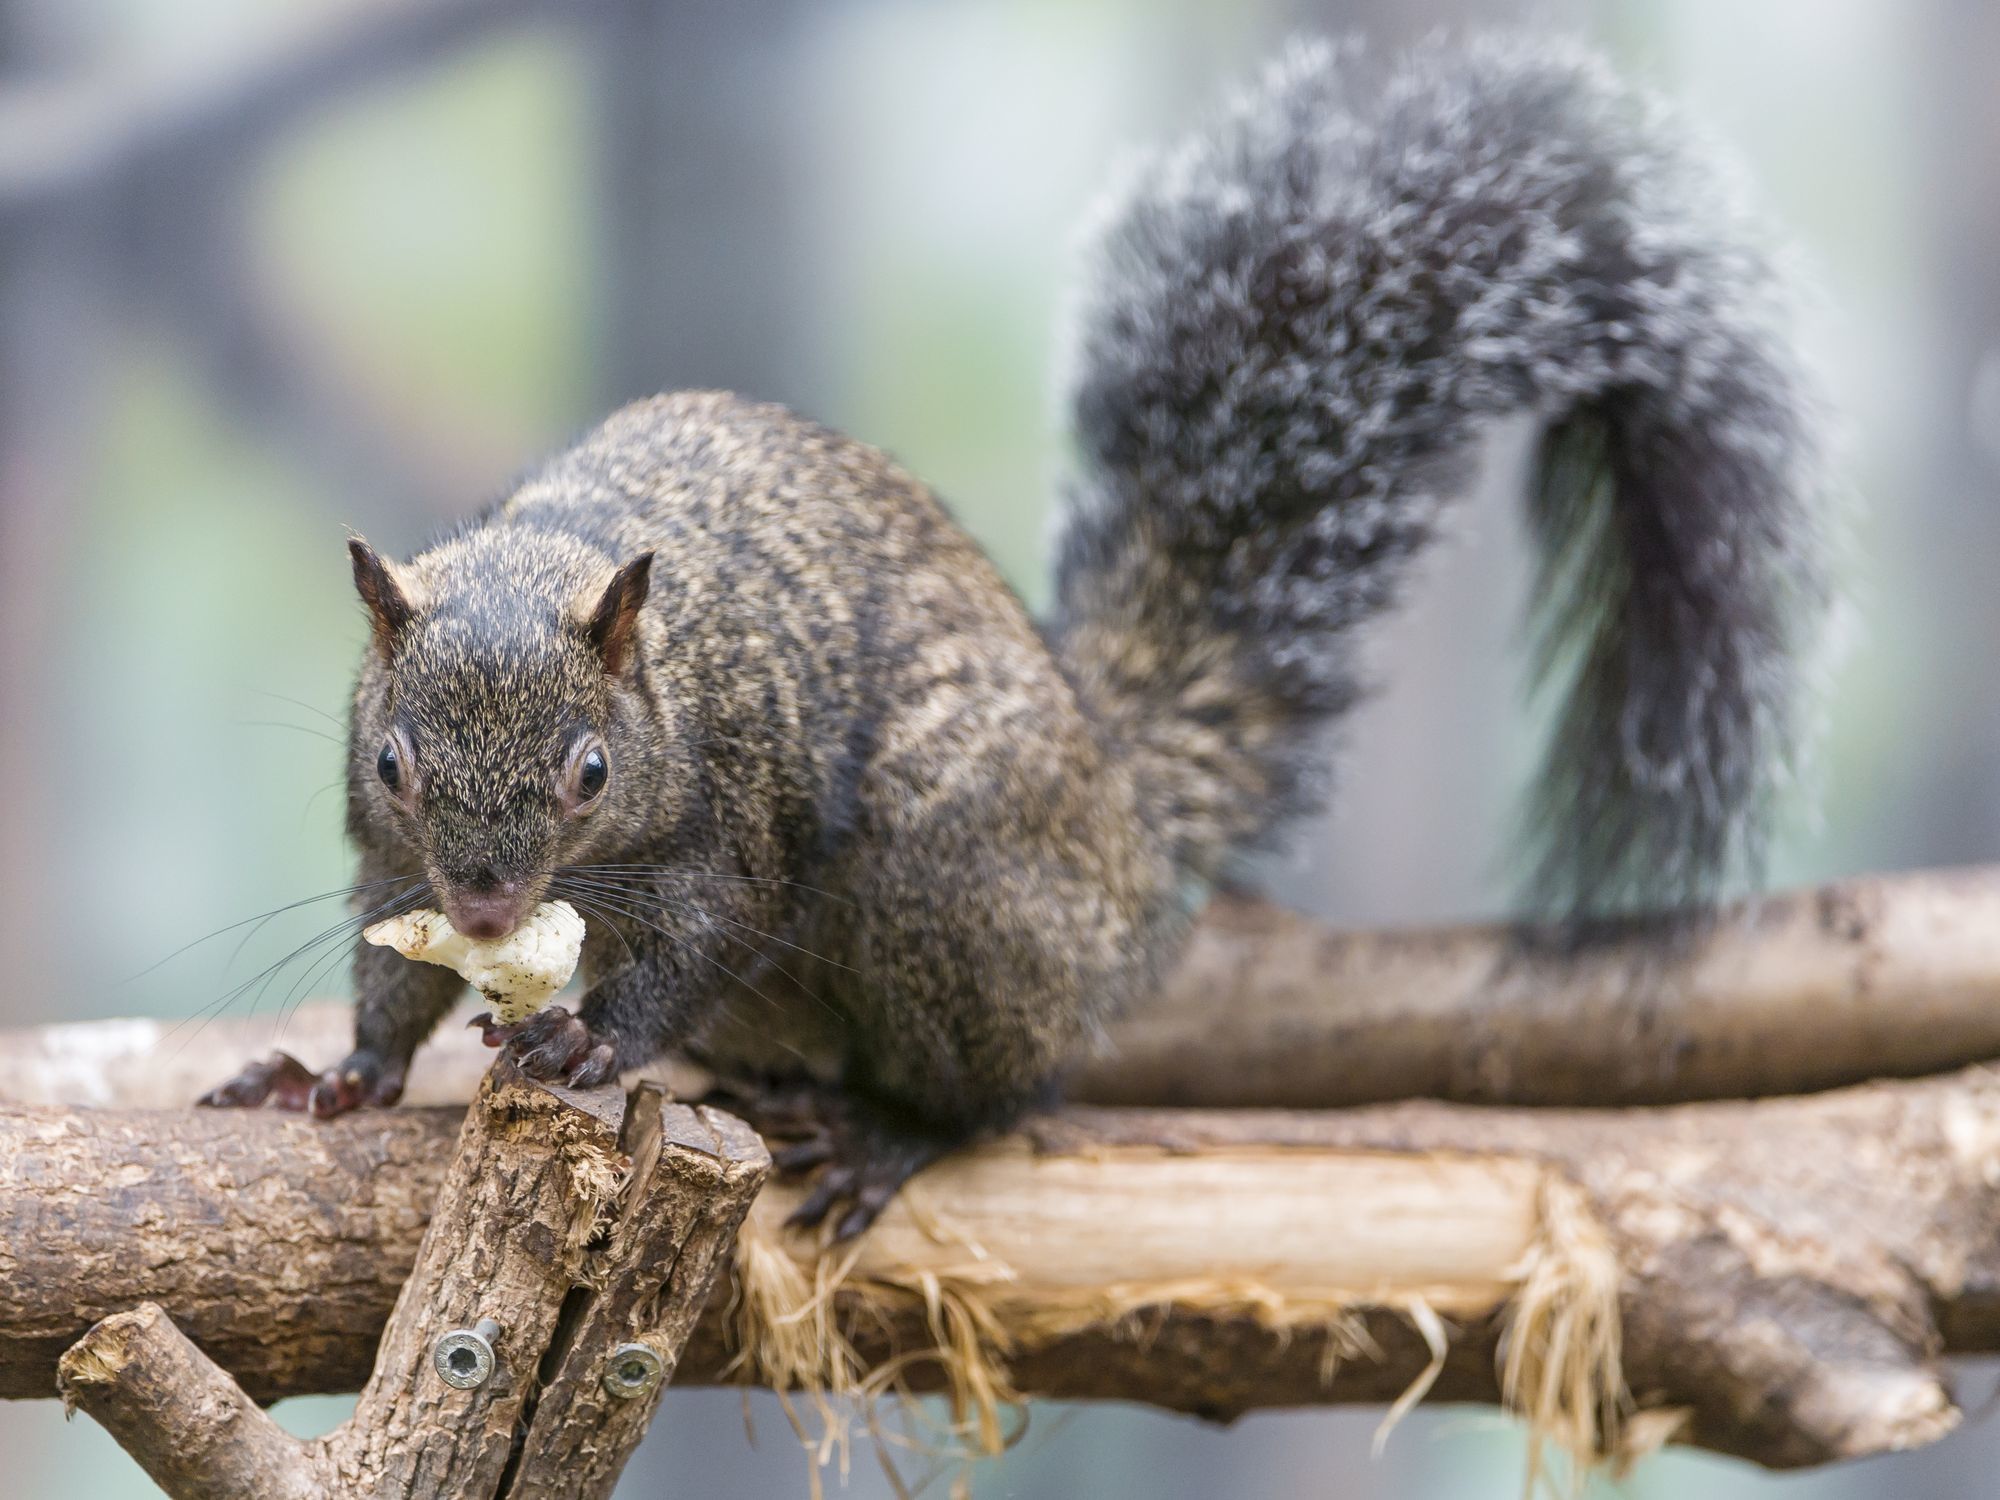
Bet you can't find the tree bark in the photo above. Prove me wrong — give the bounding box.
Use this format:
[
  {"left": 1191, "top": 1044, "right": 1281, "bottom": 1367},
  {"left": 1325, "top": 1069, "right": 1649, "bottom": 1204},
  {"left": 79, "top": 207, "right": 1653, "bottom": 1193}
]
[
  {"left": 38, "top": 1060, "right": 769, "bottom": 1499},
  {"left": 9, "top": 1066, "right": 2000, "bottom": 1468},
  {"left": 1085, "top": 865, "right": 2000, "bottom": 1107},
  {"left": 328, "top": 1062, "right": 630, "bottom": 1497},
  {"left": 58, "top": 1303, "right": 327, "bottom": 1500},
  {"left": 502, "top": 1090, "right": 769, "bottom": 1500},
  {"left": 16, "top": 866, "right": 2000, "bottom": 1115}
]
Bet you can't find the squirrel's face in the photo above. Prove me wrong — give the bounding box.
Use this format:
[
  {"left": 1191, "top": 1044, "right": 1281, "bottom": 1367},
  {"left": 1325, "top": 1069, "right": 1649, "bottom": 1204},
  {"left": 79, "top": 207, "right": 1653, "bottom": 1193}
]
[{"left": 345, "top": 536, "right": 663, "bottom": 940}]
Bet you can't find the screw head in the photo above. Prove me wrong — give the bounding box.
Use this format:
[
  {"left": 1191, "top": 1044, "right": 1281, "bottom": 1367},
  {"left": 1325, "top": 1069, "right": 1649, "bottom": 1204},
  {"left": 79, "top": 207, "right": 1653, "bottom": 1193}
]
[
  {"left": 602, "top": 1341, "right": 665, "bottom": 1400},
  {"left": 433, "top": 1324, "right": 498, "bottom": 1389}
]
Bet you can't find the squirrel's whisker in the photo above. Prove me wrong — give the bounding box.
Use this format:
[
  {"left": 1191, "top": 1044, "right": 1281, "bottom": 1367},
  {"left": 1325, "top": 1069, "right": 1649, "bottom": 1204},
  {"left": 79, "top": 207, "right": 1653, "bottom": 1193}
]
[
  {"left": 236, "top": 718, "right": 345, "bottom": 747},
  {"left": 704, "top": 999, "right": 814, "bottom": 1067},
  {"left": 272, "top": 937, "right": 362, "bottom": 1046},
  {"left": 219, "top": 878, "right": 421, "bottom": 980},
  {"left": 164, "top": 885, "right": 430, "bottom": 1057},
  {"left": 132, "top": 875, "right": 422, "bottom": 983},
  {"left": 248, "top": 687, "right": 345, "bottom": 728},
  {"left": 558, "top": 864, "right": 853, "bottom": 906},
  {"left": 301, "top": 778, "right": 346, "bottom": 831},
  {"left": 549, "top": 883, "right": 808, "bottom": 1024},
  {"left": 266, "top": 890, "right": 423, "bottom": 1037},
  {"left": 557, "top": 874, "right": 855, "bottom": 1005},
  {"left": 553, "top": 892, "right": 640, "bottom": 973}
]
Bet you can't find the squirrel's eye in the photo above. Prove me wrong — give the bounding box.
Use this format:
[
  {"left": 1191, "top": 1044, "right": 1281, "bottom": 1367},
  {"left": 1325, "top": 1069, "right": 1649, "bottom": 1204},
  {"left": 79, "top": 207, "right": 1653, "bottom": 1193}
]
[
  {"left": 577, "top": 746, "right": 609, "bottom": 802},
  {"left": 376, "top": 739, "right": 402, "bottom": 793}
]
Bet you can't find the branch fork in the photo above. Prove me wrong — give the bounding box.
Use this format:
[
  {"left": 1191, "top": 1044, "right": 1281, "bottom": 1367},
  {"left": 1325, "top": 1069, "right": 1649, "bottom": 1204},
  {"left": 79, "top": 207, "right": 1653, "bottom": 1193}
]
[{"left": 54, "top": 1058, "right": 769, "bottom": 1500}]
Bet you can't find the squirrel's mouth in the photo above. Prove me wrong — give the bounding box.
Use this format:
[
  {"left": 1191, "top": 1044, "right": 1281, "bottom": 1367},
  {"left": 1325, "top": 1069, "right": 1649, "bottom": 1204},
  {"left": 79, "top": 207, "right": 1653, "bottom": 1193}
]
[{"left": 439, "top": 880, "right": 535, "bottom": 941}]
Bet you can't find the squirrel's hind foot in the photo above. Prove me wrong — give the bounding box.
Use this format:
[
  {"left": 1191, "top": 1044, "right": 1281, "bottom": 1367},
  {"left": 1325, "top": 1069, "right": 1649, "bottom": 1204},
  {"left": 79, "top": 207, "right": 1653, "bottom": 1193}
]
[{"left": 762, "top": 1090, "right": 957, "bottom": 1242}]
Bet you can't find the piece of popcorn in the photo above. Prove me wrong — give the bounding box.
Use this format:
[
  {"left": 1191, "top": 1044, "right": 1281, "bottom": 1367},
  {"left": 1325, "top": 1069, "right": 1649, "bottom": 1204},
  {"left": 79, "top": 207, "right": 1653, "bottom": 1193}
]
[{"left": 363, "top": 901, "right": 586, "bottom": 1026}]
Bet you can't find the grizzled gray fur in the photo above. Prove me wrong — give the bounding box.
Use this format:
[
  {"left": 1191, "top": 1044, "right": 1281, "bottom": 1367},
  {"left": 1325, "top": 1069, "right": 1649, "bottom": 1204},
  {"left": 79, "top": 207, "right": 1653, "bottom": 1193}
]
[{"left": 203, "top": 37, "right": 1831, "bottom": 1234}]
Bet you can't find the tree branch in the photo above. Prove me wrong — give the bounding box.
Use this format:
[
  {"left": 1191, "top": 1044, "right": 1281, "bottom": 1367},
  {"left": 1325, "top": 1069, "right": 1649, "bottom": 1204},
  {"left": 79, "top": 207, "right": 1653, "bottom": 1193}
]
[
  {"left": 13, "top": 866, "right": 2000, "bottom": 1115},
  {"left": 8, "top": 1066, "right": 2000, "bottom": 1468},
  {"left": 1086, "top": 864, "right": 2000, "bottom": 1107},
  {"left": 38, "top": 1061, "right": 769, "bottom": 1499},
  {"left": 502, "top": 1088, "right": 770, "bottom": 1499},
  {"left": 57, "top": 1303, "right": 324, "bottom": 1500},
  {"left": 330, "top": 1060, "right": 630, "bottom": 1496},
  {"left": 16, "top": 864, "right": 2000, "bottom": 1477}
]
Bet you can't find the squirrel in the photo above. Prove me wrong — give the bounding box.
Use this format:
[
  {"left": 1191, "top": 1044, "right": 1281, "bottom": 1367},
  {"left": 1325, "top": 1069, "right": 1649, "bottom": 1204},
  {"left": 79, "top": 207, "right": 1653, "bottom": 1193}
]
[{"left": 200, "top": 37, "right": 1829, "bottom": 1237}]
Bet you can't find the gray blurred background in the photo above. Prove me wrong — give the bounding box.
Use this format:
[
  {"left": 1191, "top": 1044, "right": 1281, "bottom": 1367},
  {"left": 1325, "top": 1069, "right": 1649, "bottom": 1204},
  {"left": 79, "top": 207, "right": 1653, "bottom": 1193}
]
[{"left": 3, "top": 0, "right": 1998, "bottom": 1494}]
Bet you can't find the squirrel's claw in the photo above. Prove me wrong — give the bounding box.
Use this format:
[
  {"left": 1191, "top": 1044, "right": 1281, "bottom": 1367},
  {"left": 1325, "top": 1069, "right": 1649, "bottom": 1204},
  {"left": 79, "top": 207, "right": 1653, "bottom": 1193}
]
[
  {"left": 307, "top": 1055, "right": 404, "bottom": 1117},
  {"left": 708, "top": 1079, "right": 837, "bottom": 1141},
  {"left": 566, "top": 1043, "right": 619, "bottom": 1089},
  {"left": 197, "top": 1049, "right": 403, "bottom": 1116},
  {"left": 197, "top": 1050, "right": 318, "bottom": 1110},
  {"left": 775, "top": 1100, "right": 952, "bottom": 1242},
  {"left": 505, "top": 1006, "right": 607, "bottom": 1086},
  {"left": 710, "top": 1079, "right": 954, "bottom": 1240},
  {"left": 469, "top": 1011, "right": 527, "bottom": 1048},
  {"left": 771, "top": 1134, "right": 835, "bottom": 1173}
]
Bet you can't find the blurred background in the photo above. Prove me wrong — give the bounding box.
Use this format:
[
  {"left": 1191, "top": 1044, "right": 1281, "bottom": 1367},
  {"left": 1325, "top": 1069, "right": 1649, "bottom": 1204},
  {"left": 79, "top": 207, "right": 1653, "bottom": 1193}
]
[{"left": 2, "top": 0, "right": 1998, "bottom": 1494}]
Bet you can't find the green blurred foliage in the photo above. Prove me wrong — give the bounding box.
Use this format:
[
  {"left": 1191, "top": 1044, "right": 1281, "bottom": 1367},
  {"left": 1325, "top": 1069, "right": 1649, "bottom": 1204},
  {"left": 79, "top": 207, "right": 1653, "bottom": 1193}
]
[{"left": 255, "top": 33, "right": 596, "bottom": 454}]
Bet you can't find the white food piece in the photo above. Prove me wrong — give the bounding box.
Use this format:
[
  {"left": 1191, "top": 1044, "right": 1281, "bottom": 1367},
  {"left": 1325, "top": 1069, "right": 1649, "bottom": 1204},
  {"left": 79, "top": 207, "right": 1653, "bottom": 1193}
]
[{"left": 363, "top": 901, "right": 586, "bottom": 1026}]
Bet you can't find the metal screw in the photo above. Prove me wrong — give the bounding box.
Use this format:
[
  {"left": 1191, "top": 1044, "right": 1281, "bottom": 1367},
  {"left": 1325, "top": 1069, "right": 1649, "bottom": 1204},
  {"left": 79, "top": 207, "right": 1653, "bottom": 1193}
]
[
  {"left": 433, "top": 1318, "right": 502, "bottom": 1390},
  {"left": 602, "top": 1341, "right": 665, "bottom": 1400}
]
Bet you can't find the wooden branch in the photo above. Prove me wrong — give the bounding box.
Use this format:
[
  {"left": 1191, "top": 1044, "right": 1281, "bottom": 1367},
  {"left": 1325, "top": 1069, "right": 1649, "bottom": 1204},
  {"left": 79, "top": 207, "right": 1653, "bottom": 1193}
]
[
  {"left": 1, "top": 1095, "right": 445, "bottom": 1399},
  {"left": 58, "top": 1303, "right": 326, "bottom": 1500},
  {"left": 14, "top": 865, "right": 2000, "bottom": 1116},
  {"left": 39, "top": 1061, "right": 768, "bottom": 1499},
  {"left": 17, "top": 862, "right": 2000, "bottom": 1478},
  {"left": 503, "top": 1090, "right": 769, "bottom": 1499},
  {"left": 332, "top": 1060, "right": 630, "bottom": 1496},
  {"left": 1088, "top": 864, "right": 2000, "bottom": 1107},
  {"left": 9, "top": 1067, "right": 2000, "bottom": 1468}
]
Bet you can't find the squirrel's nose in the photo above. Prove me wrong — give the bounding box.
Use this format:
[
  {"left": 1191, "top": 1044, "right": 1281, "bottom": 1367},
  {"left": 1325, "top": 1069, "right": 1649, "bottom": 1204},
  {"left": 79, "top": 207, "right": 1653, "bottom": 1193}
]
[{"left": 443, "top": 879, "right": 530, "bottom": 941}]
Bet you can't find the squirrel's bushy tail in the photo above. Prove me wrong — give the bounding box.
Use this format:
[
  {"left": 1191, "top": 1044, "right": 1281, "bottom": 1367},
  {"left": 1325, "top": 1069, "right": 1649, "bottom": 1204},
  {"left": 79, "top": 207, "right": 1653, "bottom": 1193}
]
[{"left": 1051, "top": 36, "right": 1830, "bottom": 915}]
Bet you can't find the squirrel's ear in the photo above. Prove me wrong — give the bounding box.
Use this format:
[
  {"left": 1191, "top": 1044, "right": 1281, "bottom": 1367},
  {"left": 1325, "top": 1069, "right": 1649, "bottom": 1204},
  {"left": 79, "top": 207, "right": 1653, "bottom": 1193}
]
[
  {"left": 349, "top": 538, "right": 418, "bottom": 658},
  {"left": 582, "top": 552, "right": 654, "bottom": 676}
]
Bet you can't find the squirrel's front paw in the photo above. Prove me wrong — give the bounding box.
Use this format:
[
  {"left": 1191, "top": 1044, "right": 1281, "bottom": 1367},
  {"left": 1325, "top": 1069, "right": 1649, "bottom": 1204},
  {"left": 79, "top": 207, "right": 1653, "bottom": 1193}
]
[
  {"left": 196, "top": 1049, "right": 404, "bottom": 1116},
  {"left": 502, "top": 1006, "right": 619, "bottom": 1089}
]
